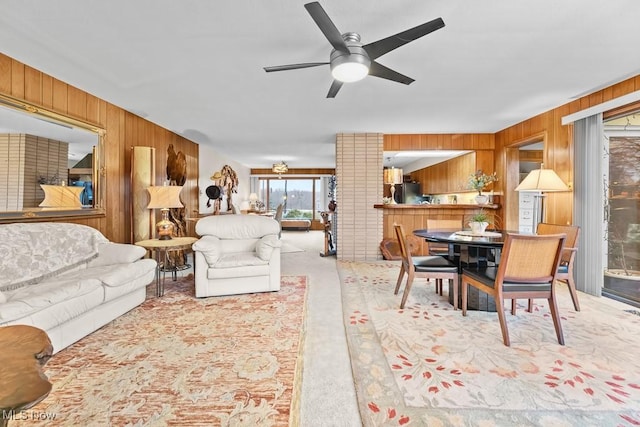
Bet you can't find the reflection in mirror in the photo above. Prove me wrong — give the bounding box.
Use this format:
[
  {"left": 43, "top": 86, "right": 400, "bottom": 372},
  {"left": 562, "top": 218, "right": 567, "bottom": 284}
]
[
  {"left": 383, "top": 150, "right": 472, "bottom": 172},
  {"left": 0, "top": 94, "right": 104, "bottom": 220}
]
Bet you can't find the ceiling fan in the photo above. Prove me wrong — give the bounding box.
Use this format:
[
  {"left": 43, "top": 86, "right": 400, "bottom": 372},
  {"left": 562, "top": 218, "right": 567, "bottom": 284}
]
[{"left": 263, "top": 2, "right": 445, "bottom": 98}]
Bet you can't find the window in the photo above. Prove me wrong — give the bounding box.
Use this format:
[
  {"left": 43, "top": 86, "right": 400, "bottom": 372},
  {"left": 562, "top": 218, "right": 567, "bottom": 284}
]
[{"left": 258, "top": 178, "right": 321, "bottom": 220}]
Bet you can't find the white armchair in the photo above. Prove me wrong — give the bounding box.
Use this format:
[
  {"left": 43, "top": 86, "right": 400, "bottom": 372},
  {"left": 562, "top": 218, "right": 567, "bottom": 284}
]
[{"left": 192, "top": 215, "right": 281, "bottom": 297}]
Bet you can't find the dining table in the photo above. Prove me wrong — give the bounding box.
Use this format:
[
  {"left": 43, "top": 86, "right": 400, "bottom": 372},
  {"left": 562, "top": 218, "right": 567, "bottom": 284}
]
[{"left": 413, "top": 229, "right": 516, "bottom": 311}]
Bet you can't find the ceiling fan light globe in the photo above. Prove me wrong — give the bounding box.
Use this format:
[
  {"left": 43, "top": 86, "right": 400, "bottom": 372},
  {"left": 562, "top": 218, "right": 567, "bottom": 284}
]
[
  {"left": 330, "top": 46, "right": 371, "bottom": 83},
  {"left": 331, "top": 62, "right": 369, "bottom": 82}
]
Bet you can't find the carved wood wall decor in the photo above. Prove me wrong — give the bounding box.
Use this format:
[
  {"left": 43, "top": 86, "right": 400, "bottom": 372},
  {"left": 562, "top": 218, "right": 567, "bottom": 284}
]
[
  {"left": 166, "top": 144, "right": 187, "bottom": 186},
  {"left": 220, "top": 165, "right": 239, "bottom": 211}
]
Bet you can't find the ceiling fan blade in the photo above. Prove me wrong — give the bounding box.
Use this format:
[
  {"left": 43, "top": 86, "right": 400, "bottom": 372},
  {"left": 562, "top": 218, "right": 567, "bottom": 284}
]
[
  {"left": 263, "top": 62, "right": 329, "bottom": 72},
  {"left": 368, "top": 61, "right": 414, "bottom": 85},
  {"left": 327, "top": 80, "right": 343, "bottom": 98},
  {"left": 304, "top": 2, "right": 350, "bottom": 55},
  {"left": 363, "top": 17, "right": 445, "bottom": 60}
]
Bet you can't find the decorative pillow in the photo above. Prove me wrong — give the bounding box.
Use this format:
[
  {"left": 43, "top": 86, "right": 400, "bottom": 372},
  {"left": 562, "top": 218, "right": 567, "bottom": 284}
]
[
  {"left": 87, "top": 243, "right": 146, "bottom": 267},
  {"left": 256, "top": 235, "right": 281, "bottom": 261},
  {"left": 0, "top": 290, "right": 6, "bottom": 304},
  {"left": 192, "top": 236, "right": 222, "bottom": 265}
]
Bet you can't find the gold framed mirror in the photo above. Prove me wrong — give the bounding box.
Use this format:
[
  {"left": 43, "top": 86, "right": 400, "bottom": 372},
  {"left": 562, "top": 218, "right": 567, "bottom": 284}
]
[{"left": 0, "top": 94, "right": 105, "bottom": 221}]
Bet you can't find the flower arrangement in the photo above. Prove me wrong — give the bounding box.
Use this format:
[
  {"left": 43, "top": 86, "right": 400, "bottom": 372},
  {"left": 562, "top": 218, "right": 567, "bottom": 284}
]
[{"left": 468, "top": 170, "right": 498, "bottom": 195}]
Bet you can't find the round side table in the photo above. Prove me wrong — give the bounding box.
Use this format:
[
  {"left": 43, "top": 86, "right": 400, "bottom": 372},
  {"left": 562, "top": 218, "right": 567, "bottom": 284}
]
[{"left": 135, "top": 237, "right": 198, "bottom": 296}]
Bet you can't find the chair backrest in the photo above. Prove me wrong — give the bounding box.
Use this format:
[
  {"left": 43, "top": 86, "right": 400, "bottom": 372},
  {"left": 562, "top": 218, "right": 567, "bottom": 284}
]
[
  {"left": 426, "top": 219, "right": 461, "bottom": 255},
  {"left": 394, "top": 224, "right": 413, "bottom": 270},
  {"left": 426, "top": 218, "right": 462, "bottom": 232},
  {"left": 274, "top": 203, "right": 284, "bottom": 223},
  {"left": 537, "top": 223, "right": 580, "bottom": 266},
  {"left": 195, "top": 214, "right": 280, "bottom": 239},
  {"left": 498, "top": 233, "right": 566, "bottom": 284}
]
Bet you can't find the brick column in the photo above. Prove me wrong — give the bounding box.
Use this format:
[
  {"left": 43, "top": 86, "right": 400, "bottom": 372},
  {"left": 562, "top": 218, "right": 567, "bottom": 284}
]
[{"left": 336, "top": 133, "right": 383, "bottom": 260}]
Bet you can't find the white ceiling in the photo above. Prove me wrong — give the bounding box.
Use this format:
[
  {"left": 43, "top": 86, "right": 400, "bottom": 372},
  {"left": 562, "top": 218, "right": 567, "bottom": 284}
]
[{"left": 1, "top": 0, "right": 640, "bottom": 169}]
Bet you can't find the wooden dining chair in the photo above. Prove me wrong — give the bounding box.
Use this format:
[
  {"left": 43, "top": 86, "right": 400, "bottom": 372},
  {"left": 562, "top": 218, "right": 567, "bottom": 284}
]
[
  {"left": 394, "top": 224, "right": 459, "bottom": 309},
  {"left": 425, "top": 218, "right": 463, "bottom": 297},
  {"left": 425, "top": 218, "right": 462, "bottom": 256},
  {"left": 461, "top": 233, "right": 566, "bottom": 346},
  {"left": 512, "top": 223, "right": 581, "bottom": 314},
  {"left": 534, "top": 223, "right": 581, "bottom": 311}
]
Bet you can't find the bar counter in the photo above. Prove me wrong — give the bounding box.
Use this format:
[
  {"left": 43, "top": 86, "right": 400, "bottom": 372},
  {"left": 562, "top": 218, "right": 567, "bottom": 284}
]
[
  {"left": 374, "top": 203, "right": 502, "bottom": 256},
  {"left": 373, "top": 203, "right": 500, "bottom": 210}
]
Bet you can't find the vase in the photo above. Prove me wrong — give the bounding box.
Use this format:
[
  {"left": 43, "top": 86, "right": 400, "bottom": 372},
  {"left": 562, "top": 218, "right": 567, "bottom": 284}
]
[
  {"left": 475, "top": 194, "right": 489, "bottom": 205},
  {"left": 469, "top": 221, "right": 489, "bottom": 234}
]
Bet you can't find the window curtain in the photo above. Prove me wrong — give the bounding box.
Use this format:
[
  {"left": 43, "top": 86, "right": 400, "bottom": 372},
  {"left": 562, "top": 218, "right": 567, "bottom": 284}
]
[
  {"left": 249, "top": 176, "right": 259, "bottom": 195},
  {"left": 573, "top": 113, "right": 604, "bottom": 296}
]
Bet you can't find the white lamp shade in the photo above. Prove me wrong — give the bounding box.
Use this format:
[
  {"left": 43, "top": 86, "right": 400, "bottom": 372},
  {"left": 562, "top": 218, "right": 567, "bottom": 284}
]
[
  {"left": 249, "top": 192, "right": 258, "bottom": 202},
  {"left": 146, "top": 186, "right": 184, "bottom": 209},
  {"left": 515, "top": 168, "right": 569, "bottom": 192},
  {"left": 383, "top": 168, "right": 404, "bottom": 185}
]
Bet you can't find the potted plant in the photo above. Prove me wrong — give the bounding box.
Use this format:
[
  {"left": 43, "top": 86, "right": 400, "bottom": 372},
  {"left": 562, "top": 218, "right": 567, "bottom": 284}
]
[
  {"left": 468, "top": 170, "right": 498, "bottom": 204},
  {"left": 469, "top": 209, "right": 490, "bottom": 234}
]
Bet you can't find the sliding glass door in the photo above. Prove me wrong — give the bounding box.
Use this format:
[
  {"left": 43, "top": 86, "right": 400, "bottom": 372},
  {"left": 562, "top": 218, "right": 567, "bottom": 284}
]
[{"left": 603, "top": 115, "right": 640, "bottom": 307}]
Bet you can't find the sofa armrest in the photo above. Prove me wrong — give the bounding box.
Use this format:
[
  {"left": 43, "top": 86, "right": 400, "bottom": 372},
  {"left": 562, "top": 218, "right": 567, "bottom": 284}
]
[
  {"left": 87, "top": 242, "right": 146, "bottom": 267},
  {"left": 256, "top": 234, "right": 281, "bottom": 261},
  {"left": 192, "top": 236, "right": 222, "bottom": 265}
]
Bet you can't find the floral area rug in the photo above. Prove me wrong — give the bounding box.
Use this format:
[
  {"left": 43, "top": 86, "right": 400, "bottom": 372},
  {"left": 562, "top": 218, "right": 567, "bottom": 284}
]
[
  {"left": 338, "top": 260, "right": 640, "bottom": 426},
  {"left": 15, "top": 275, "right": 307, "bottom": 426}
]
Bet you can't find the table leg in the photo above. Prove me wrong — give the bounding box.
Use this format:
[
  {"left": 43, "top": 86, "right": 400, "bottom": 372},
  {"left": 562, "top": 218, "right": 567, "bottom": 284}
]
[
  {"left": 154, "top": 249, "right": 161, "bottom": 297},
  {"left": 158, "top": 248, "right": 167, "bottom": 297}
]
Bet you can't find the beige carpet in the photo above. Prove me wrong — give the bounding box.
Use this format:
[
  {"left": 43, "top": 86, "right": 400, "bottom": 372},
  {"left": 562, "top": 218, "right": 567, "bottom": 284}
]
[
  {"left": 280, "top": 241, "right": 305, "bottom": 254},
  {"left": 339, "top": 260, "right": 640, "bottom": 426},
  {"left": 15, "top": 275, "right": 307, "bottom": 426}
]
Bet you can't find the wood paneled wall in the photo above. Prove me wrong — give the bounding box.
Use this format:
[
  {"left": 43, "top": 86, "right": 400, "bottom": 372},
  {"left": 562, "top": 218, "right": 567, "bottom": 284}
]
[
  {"left": 384, "top": 133, "right": 495, "bottom": 151},
  {"left": 0, "top": 53, "right": 199, "bottom": 243},
  {"left": 385, "top": 78, "right": 640, "bottom": 231},
  {"left": 495, "top": 75, "right": 640, "bottom": 230}
]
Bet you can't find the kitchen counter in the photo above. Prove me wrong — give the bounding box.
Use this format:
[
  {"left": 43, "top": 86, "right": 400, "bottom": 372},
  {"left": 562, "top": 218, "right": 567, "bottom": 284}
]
[
  {"left": 373, "top": 203, "right": 500, "bottom": 210},
  {"left": 375, "top": 203, "right": 503, "bottom": 256}
]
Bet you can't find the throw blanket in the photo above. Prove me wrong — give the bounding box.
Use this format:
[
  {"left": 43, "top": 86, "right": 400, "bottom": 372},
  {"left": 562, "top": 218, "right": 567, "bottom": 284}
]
[{"left": 0, "top": 222, "right": 108, "bottom": 291}]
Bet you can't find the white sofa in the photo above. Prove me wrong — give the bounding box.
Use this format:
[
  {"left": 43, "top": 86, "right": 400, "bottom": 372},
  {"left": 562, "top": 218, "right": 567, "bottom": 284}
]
[
  {"left": 0, "top": 222, "right": 156, "bottom": 354},
  {"left": 193, "top": 215, "right": 281, "bottom": 297}
]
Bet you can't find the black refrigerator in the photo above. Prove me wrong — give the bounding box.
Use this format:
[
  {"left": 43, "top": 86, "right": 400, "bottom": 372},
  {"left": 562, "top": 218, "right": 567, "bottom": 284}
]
[
  {"left": 400, "top": 183, "right": 422, "bottom": 204},
  {"left": 385, "top": 183, "right": 423, "bottom": 204}
]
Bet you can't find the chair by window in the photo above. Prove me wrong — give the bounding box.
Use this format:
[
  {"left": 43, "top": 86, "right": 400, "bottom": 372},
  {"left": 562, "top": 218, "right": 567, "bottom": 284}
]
[
  {"left": 535, "top": 223, "right": 581, "bottom": 311},
  {"left": 394, "top": 224, "right": 459, "bottom": 309},
  {"left": 274, "top": 203, "right": 284, "bottom": 237},
  {"left": 513, "top": 223, "right": 581, "bottom": 314},
  {"left": 461, "top": 233, "right": 566, "bottom": 346}
]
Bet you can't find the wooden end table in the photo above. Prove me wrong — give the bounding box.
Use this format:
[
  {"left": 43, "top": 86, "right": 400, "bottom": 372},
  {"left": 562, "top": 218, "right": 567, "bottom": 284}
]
[
  {"left": 0, "top": 325, "right": 53, "bottom": 426},
  {"left": 135, "top": 237, "right": 198, "bottom": 296}
]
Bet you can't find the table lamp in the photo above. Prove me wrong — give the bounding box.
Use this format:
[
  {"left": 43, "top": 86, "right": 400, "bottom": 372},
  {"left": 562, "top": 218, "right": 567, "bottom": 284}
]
[
  {"left": 249, "top": 193, "right": 259, "bottom": 211},
  {"left": 384, "top": 167, "right": 403, "bottom": 204},
  {"left": 147, "top": 185, "right": 183, "bottom": 240},
  {"left": 514, "top": 164, "right": 569, "bottom": 226}
]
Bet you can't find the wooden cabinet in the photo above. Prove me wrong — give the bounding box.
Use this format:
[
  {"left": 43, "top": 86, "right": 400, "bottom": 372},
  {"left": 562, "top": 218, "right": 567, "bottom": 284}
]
[{"left": 411, "top": 151, "right": 494, "bottom": 194}]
